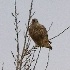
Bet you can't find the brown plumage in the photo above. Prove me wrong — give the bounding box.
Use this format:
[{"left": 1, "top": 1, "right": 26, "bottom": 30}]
[{"left": 29, "top": 18, "right": 52, "bottom": 50}]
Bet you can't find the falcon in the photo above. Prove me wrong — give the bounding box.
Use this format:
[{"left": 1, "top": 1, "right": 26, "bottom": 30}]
[{"left": 29, "top": 18, "right": 52, "bottom": 50}]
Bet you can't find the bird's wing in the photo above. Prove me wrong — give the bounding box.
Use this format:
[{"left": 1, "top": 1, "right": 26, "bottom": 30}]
[{"left": 37, "top": 23, "right": 48, "bottom": 38}]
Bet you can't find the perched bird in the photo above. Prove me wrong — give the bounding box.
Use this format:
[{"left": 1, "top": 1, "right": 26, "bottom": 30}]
[{"left": 29, "top": 18, "right": 52, "bottom": 50}]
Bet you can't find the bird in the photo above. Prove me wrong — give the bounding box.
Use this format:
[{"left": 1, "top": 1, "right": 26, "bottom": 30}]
[{"left": 29, "top": 18, "right": 52, "bottom": 50}]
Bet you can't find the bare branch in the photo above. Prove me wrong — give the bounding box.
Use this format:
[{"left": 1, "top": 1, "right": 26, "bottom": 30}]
[
  {"left": 45, "top": 49, "right": 50, "bottom": 70},
  {"left": 30, "top": 12, "right": 35, "bottom": 19},
  {"left": 29, "top": 50, "right": 36, "bottom": 70},
  {"left": 33, "top": 47, "right": 41, "bottom": 70},
  {"left": 2, "top": 62, "right": 4, "bottom": 70},
  {"left": 48, "top": 22, "right": 53, "bottom": 32},
  {"left": 12, "top": 0, "right": 21, "bottom": 70},
  {"left": 49, "top": 26, "right": 70, "bottom": 40},
  {"left": 12, "top": 13, "right": 15, "bottom": 17},
  {"left": 11, "top": 51, "right": 16, "bottom": 61},
  {"left": 22, "top": 0, "right": 34, "bottom": 55}
]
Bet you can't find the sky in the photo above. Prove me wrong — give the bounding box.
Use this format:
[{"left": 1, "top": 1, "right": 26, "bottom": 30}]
[{"left": 0, "top": 0, "right": 70, "bottom": 70}]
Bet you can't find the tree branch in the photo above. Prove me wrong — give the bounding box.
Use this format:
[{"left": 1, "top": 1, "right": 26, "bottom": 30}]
[
  {"left": 49, "top": 26, "right": 70, "bottom": 40},
  {"left": 33, "top": 47, "right": 41, "bottom": 70},
  {"left": 48, "top": 22, "right": 53, "bottom": 32},
  {"left": 45, "top": 49, "right": 50, "bottom": 70}
]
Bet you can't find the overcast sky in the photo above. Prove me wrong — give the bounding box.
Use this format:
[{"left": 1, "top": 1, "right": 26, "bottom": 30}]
[{"left": 0, "top": 0, "right": 70, "bottom": 70}]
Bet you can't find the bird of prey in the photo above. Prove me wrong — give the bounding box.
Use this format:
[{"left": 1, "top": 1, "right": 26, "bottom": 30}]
[{"left": 29, "top": 18, "right": 52, "bottom": 50}]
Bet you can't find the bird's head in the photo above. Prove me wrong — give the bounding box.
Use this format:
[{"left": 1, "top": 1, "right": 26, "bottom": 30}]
[{"left": 32, "top": 18, "right": 38, "bottom": 24}]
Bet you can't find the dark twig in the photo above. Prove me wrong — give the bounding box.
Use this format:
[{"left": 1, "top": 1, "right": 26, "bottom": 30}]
[
  {"left": 2, "top": 62, "right": 4, "bottom": 70},
  {"left": 29, "top": 50, "right": 36, "bottom": 70},
  {"left": 21, "top": 53, "right": 32, "bottom": 69},
  {"left": 45, "top": 49, "right": 50, "bottom": 70},
  {"left": 48, "top": 22, "right": 53, "bottom": 32},
  {"left": 12, "top": 0, "right": 20, "bottom": 70},
  {"left": 33, "top": 47, "right": 41, "bottom": 70},
  {"left": 14, "top": 0, "right": 20, "bottom": 58},
  {"left": 14, "top": 0, "right": 20, "bottom": 70},
  {"left": 11, "top": 51, "right": 16, "bottom": 62},
  {"left": 49, "top": 26, "right": 70, "bottom": 40}
]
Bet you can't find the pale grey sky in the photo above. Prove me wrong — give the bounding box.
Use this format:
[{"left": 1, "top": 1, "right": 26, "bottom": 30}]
[{"left": 0, "top": 0, "right": 70, "bottom": 70}]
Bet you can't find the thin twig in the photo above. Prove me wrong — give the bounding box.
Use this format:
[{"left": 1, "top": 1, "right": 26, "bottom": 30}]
[
  {"left": 2, "top": 62, "right": 4, "bottom": 70},
  {"left": 12, "top": 0, "right": 20, "bottom": 70},
  {"left": 29, "top": 50, "right": 36, "bottom": 70},
  {"left": 22, "top": 53, "right": 32, "bottom": 69},
  {"left": 21, "top": 47, "right": 37, "bottom": 69},
  {"left": 14, "top": 0, "right": 20, "bottom": 58},
  {"left": 49, "top": 26, "right": 70, "bottom": 40},
  {"left": 11, "top": 51, "right": 16, "bottom": 62},
  {"left": 45, "top": 49, "right": 50, "bottom": 70},
  {"left": 48, "top": 22, "right": 53, "bottom": 32},
  {"left": 14, "top": 0, "right": 20, "bottom": 70},
  {"left": 33, "top": 47, "right": 41, "bottom": 70}
]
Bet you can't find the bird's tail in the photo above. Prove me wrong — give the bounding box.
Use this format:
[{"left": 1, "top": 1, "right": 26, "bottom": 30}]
[
  {"left": 42, "top": 39, "right": 52, "bottom": 50},
  {"left": 45, "top": 42, "right": 52, "bottom": 50}
]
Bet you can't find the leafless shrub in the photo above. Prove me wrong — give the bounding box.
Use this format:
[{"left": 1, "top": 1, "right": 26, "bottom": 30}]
[{"left": 11, "top": 0, "right": 70, "bottom": 70}]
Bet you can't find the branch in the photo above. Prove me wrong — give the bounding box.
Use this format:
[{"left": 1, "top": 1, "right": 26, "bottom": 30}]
[
  {"left": 19, "top": 0, "right": 35, "bottom": 70},
  {"left": 45, "top": 49, "right": 50, "bottom": 70},
  {"left": 22, "top": 0, "right": 34, "bottom": 57},
  {"left": 49, "top": 26, "right": 70, "bottom": 40},
  {"left": 11, "top": 51, "right": 16, "bottom": 61},
  {"left": 12, "top": 0, "right": 20, "bottom": 70},
  {"left": 48, "top": 22, "right": 53, "bottom": 32},
  {"left": 2, "top": 62, "right": 4, "bottom": 70},
  {"left": 33, "top": 47, "right": 41, "bottom": 70},
  {"left": 29, "top": 50, "right": 36, "bottom": 70}
]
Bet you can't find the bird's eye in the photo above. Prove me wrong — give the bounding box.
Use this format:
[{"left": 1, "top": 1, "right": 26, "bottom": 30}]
[
  {"left": 36, "top": 20, "right": 38, "bottom": 22},
  {"left": 32, "top": 19, "right": 35, "bottom": 22}
]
